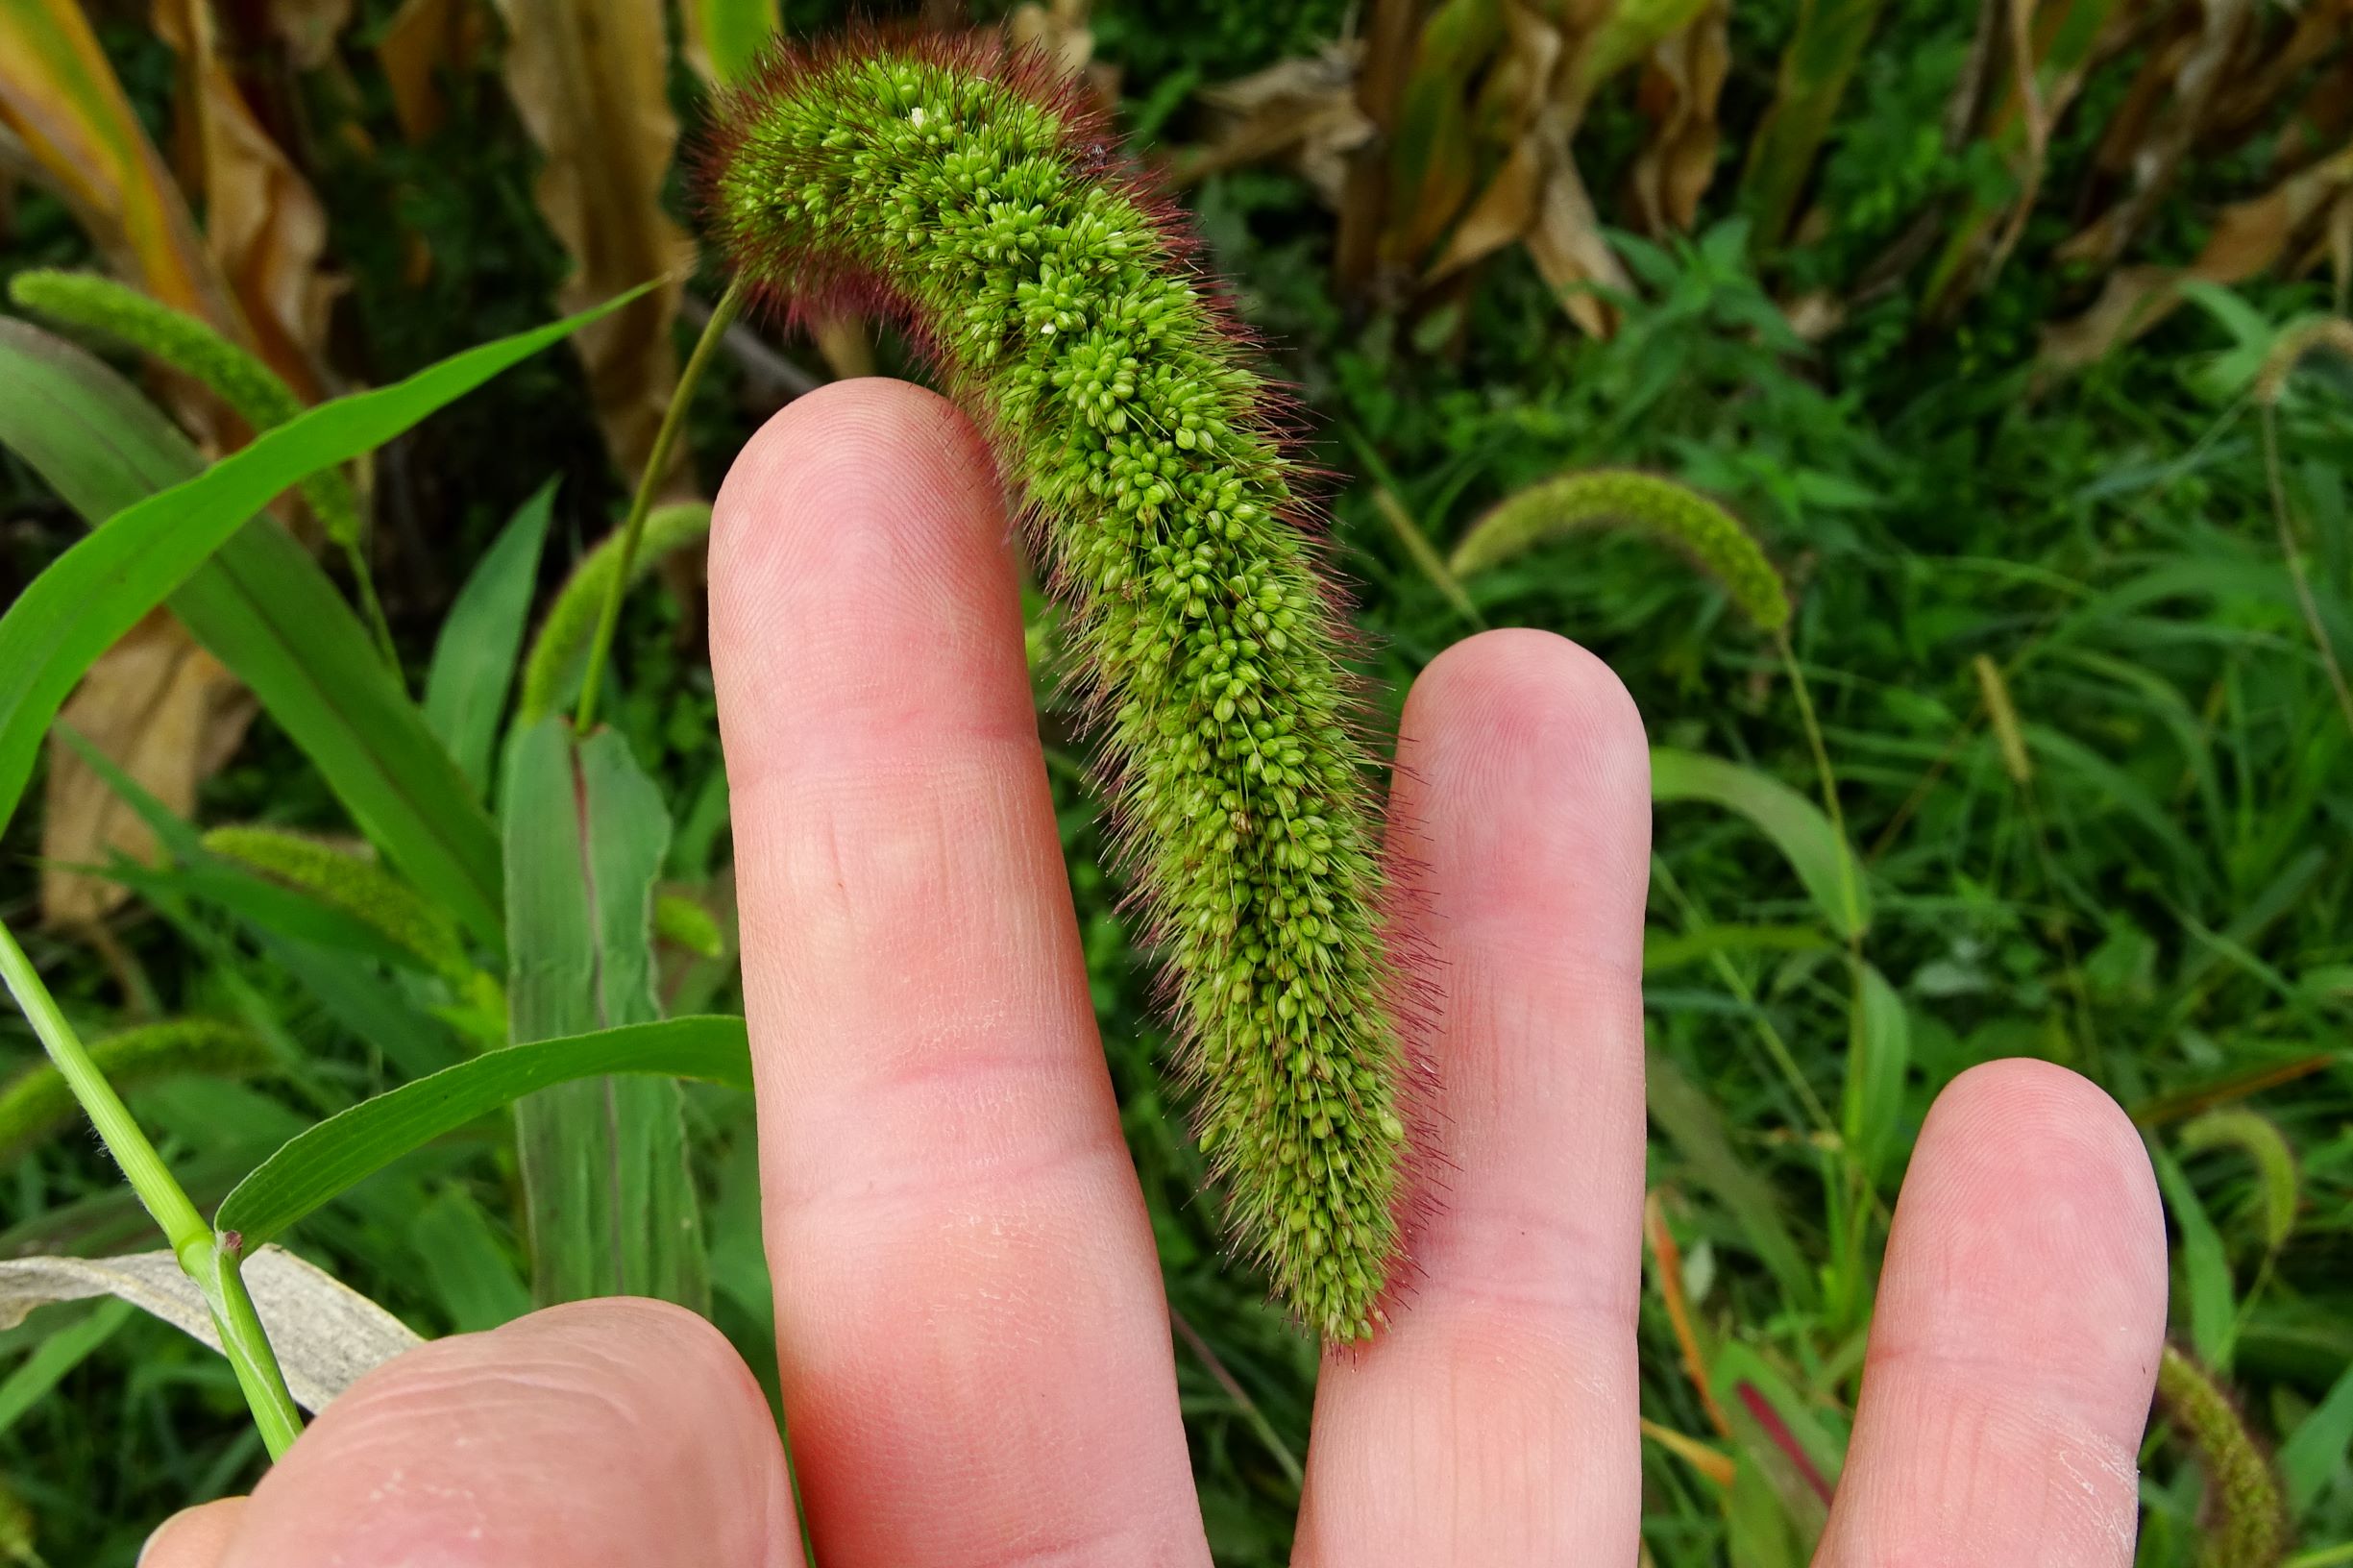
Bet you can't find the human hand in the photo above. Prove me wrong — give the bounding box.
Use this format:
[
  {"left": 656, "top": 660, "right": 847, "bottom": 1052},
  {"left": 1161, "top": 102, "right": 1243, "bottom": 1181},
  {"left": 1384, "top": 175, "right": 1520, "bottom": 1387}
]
[{"left": 142, "top": 380, "right": 2169, "bottom": 1568}]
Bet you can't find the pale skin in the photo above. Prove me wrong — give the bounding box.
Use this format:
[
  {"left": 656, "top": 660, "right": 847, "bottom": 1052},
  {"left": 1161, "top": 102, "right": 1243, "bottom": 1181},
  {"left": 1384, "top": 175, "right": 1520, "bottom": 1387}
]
[{"left": 144, "top": 380, "right": 2169, "bottom": 1568}]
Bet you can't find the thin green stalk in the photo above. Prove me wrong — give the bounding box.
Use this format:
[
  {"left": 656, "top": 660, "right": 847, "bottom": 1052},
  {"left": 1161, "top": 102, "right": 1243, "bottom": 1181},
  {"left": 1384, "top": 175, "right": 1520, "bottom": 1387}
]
[
  {"left": 575, "top": 276, "right": 747, "bottom": 732},
  {"left": 0, "top": 922, "right": 303, "bottom": 1458},
  {"left": 2260, "top": 404, "right": 2353, "bottom": 738},
  {"left": 1775, "top": 632, "right": 1861, "bottom": 949},
  {"left": 1649, "top": 855, "right": 1837, "bottom": 1139},
  {"left": 2288, "top": 1545, "right": 2353, "bottom": 1568},
  {"left": 1369, "top": 486, "right": 1484, "bottom": 631},
  {"left": 344, "top": 538, "right": 402, "bottom": 677},
  {"left": 1170, "top": 1305, "right": 1303, "bottom": 1490}
]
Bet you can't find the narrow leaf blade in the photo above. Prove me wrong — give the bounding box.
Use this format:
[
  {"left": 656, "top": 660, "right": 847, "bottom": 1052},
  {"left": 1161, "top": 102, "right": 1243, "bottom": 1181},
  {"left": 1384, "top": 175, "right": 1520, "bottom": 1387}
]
[
  {"left": 425, "top": 478, "right": 558, "bottom": 799},
  {"left": 214, "top": 1017, "right": 751, "bottom": 1249},
  {"left": 1651, "top": 746, "right": 1871, "bottom": 938}
]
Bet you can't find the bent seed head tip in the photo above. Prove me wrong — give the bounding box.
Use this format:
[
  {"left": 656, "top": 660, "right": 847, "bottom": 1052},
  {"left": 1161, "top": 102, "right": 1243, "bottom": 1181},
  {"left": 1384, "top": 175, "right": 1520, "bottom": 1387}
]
[{"left": 704, "top": 31, "right": 1416, "bottom": 1337}]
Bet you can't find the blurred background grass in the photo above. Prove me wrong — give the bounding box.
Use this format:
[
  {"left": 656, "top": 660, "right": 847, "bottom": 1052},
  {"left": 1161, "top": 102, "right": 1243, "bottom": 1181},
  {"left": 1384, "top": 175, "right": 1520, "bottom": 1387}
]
[{"left": 1, "top": 0, "right": 2349, "bottom": 1562}]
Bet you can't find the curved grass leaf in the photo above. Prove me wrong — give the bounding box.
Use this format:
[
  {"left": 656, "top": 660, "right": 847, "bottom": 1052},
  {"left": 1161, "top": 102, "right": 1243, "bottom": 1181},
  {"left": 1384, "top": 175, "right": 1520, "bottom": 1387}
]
[
  {"left": 2278, "top": 1354, "right": 2353, "bottom": 1513},
  {"left": 1841, "top": 963, "right": 1909, "bottom": 1188},
  {"left": 2153, "top": 1144, "right": 2240, "bottom": 1372},
  {"left": 0, "top": 295, "right": 653, "bottom": 941},
  {"left": 425, "top": 478, "right": 558, "bottom": 799},
  {"left": 1651, "top": 746, "right": 1870, "bottom": 939},
  {"left": 214, "top": 1016, "right": 751, "bottom": 1251}
]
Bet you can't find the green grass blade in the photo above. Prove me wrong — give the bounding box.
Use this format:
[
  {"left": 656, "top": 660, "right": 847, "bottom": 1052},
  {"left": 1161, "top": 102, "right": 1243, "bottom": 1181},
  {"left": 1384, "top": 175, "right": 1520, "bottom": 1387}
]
[
  {"left": 2277, "top": 1354, "right": 2353, "bottom": 1513},
  {"left": 1840, "top": 963, "right": 1909, "bottom": 1188},
  {"left": 409, "top": 1189, "right": 533, "bottom": 1333},
  {"left": 1645, "top": 1048, "right": 1816, "bottom": 1308},
  {"left": 212, "top": 1017, "right": 750, "bottom": 1250},
  {"left": 1736, "top": 0, "right": 1892, "bottom": 251},
  {"left": 62, "top": 726, "right": 469, "bottom": 1078},
  {"left": 2153, "top": 1145, "right": 2240, "bottom": 1372},
  {"left": 1651, "top": 746, "right": 1871, "bottom": 939},
  {"left": 425, "top": 478, "right": 558, "bottom": 800},
  {"left": 0, "top": 1297, "right": 135, "bottom": 1439},
  {"left": 0, "top": 303, "right": 648, "bottom": 944},
  {"left": 502, "top": 718, "right": 710, "bottom": 1309}
]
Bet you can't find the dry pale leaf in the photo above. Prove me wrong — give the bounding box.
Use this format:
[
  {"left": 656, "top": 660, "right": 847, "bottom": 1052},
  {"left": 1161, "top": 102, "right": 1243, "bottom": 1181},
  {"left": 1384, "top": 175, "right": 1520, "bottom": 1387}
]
[
  {"left": 0, "top": 1246, "right": 423, "bottom": 1413},
  {"left": 154, "top": 0, "right": 336, "bottom": 402},
  {"left": 2043, "top": 139, "right": 2353, "bottom": 368},
  {"left": 41, "top": 611, "right": 255, "bottom": 930},
  {"left": 378, "top": 0, "right": 484, "bottom": 144},
  {"left": 1186, "top": 44, "right": 1370, "bottom": 202},
  {"left": 1629, "top": 0, "right": 1729, "bottom": 233},
  {"left": 2059, "top": 0, "right": 2258, "bottom": 272},
  {"left": 492, "top": 0, "right": 694, "bottom": 484},
  {"left": 1008, "top": 0, "right": 1095, "bottom": 81},
  {"left": 269, "top": 0, "right": 355, "bottom": 70},
  {"left": 0, "top": 0, "right": 240, "bottom": 333}
]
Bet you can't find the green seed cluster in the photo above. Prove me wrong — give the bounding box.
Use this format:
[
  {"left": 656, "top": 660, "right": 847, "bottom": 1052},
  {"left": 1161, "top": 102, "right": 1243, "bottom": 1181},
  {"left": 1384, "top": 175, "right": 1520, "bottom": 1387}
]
[
  {"left": 204, "top": 825, "right": 470, "bottom": 986},
  {"left": 709, "top": 43, "right": 1409, "bottom": 1337},
  {"left": 1450, "top": 468, "right": 1793, "bottom": 633},
  {"left": 0, "top": 1020, "right": 266, "bottom": 1164},
  {"left": 8, "top": 269, "right": 364, "bottom": 550}
]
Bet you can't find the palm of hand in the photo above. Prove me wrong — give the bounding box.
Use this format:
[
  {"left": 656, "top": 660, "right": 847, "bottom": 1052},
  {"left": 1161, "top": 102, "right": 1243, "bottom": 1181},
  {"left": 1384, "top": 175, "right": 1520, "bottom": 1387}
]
[{"left": 145, "top": 382, "right": 2168, "bottom": 1568}]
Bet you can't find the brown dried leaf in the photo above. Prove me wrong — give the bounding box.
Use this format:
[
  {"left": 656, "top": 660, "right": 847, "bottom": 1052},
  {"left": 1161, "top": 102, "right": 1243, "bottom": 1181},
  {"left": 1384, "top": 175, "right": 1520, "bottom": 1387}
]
[
  {"left": 1007, "top": 0, "right": 1094, "bottom": 81},
  {"left": 41, "top": 612, "right": 255, "bottom": 929},
  {"left": 1522, "top": 152, "right": 1629, "bottom": 336},
  {"left": 1425, "top": 1, "right": 1631, "bottom": 333},
  {"left": 2043, "top": 139, "right": 2353, "bottom": 368},
  {"left": 154, "top": 0, "right": 335, "bottom": 401},
  {"left": 492, "top": 0, "right": 693, "bottom": 481},
  {"left": 0, "top": 0, "right": 239, "bottom": 333},
  {"left": 1184, "top": 44, "right": 1370, "bottom": 201},
  {"left": 1629, "top": 0, "right": 1728, "bottom": 233},
  {"left": 2060, "top": 0, "right": 2259, "bottom": 272},
  {"left": 378, "top": 0, "right": 484, "bottom": 144},
  {"left": 268, "top": 0, "right": 355, "bottom": 70},
  {"left": 2209, "top": 0, "right": 2351, "bottom": 142}
]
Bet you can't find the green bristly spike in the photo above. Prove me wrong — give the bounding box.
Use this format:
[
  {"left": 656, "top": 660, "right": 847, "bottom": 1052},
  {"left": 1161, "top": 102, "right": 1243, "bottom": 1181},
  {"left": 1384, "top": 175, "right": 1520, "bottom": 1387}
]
[
  {"left": 7, "top": 270, "right": 364, "bottom": 551},
  {"left": 706, "top": 36, "right": 1410, "bottom": 1338},
  {"left": 203, "top": 825, "right": 472, "bottom": 986},
  {"left": 1449, "top": 468, "right": 1794, "bottom": 634}
]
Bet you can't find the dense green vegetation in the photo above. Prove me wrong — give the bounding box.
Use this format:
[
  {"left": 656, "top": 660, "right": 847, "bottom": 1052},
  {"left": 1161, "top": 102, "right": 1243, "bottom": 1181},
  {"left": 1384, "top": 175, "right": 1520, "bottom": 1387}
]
[{"left": 1, "top": 0, "right": 2348, "bottom": 1562}]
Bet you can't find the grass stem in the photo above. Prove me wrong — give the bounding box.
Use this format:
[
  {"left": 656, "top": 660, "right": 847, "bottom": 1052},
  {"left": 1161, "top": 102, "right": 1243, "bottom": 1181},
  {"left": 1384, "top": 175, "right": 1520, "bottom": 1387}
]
[
  {"left": 576, "top": 274, "right": 748, "bottom": 733},
  {"left": 0, "top": 922, "right": 303, "bottom": 1458}
]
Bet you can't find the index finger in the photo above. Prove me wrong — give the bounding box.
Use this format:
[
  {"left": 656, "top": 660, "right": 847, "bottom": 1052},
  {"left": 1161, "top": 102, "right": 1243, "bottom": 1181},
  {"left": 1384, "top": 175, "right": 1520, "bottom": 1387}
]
[{"left": 709, "top": 379, "right": 1210, "bottom": 1567}]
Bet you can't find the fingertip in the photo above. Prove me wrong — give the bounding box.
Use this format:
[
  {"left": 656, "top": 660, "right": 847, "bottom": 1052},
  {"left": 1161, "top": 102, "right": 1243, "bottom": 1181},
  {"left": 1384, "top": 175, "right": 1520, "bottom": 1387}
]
[
  {"left": 1407, "top": 627, "right": 1649, "bottom": 786},
  {"left": 1396, "top": 628, "right": 1652, "bottom": 969},
  {"left": 140, "top": 1498, "right": 247, "bottom": 1568},
  {"left": 711, "top": 376, "right": 996, "bottom": 585},
  {"left": 1897, "top": 1057, "right": 2169, "bottom": 1344}
]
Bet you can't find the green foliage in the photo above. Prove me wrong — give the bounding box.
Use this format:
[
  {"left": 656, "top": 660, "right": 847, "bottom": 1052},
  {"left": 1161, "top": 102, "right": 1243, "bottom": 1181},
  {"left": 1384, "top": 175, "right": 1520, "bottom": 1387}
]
[
  {"left": 515, "top": 502, "right": 714, "bottom": 730},
  {"left": 6, "top": 270, "right": 364, "bottom": 551},
  {"left": 214, "top": 1017, "right": 751, "bottom": 1253},
  {"left": 2, "top": 4, "right": 2351, "bottom": 1561},
  {"left": 425, "top": 480, "right": 557, "bottom": 800},
  {"left": 501, "top": 719, "right": 707, "bottom": 1311},
  {"left": 710, "top": 45, "right": 1407, "bottom": 1338}
]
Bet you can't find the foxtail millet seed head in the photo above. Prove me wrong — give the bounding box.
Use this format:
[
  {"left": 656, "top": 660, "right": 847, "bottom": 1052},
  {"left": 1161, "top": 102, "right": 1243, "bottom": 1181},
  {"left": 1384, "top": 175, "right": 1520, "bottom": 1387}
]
[{"left": 700, "top": 31, "right": 1417, "bottom": 1338}]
